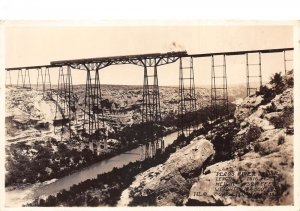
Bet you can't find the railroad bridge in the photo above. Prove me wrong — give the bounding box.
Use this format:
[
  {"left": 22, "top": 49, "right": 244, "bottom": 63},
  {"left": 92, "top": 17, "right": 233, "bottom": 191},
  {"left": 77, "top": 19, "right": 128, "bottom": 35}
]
[{"left": 5, "top": 47, "right": 293, "bottom": 159}]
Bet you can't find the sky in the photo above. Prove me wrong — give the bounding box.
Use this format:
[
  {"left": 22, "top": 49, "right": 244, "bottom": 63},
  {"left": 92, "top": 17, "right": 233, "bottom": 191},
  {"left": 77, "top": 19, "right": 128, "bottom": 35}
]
[{"left": 5, "top": 24, "right": 293, "bottom": 87}]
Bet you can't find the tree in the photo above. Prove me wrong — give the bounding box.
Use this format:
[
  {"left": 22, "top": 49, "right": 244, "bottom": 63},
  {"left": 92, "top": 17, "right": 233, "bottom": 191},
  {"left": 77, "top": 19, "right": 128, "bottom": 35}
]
[
  {"left": 270, "top": 72, "right": 284, "bottom": 93},
  {"left": 87, "top": 196, "right": 99, "bottom": 206},
  {"left": 45, "top": 195, "right": 58, "bottom": 206}
]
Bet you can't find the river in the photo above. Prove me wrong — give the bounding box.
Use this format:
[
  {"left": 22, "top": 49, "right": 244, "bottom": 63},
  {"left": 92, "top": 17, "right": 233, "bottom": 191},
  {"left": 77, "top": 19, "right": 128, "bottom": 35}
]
[{"left": 5, "top": 131, "right": 178, "bottom": 207}]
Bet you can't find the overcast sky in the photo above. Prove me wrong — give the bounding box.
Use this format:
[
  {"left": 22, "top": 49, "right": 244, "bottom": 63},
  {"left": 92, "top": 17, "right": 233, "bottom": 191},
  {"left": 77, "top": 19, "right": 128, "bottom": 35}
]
[{"left": 5, "top": 24, "right": 293, "bottom": 87}]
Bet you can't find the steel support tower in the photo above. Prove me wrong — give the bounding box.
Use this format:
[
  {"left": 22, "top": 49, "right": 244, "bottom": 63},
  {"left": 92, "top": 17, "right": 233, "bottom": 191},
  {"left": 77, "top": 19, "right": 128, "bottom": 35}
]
[
  {"left": 36, "top": 67, "right": 52, "bottom": 97},
  {"left": 142, "top": 63, "right": 161, "bottom": 123},
  {"left": 5, "top": 71, "right": 12, "bottom": 86},
  {"left": 54, "top": 66, "right": 77, "bottom": 140},
  {"left": 178, "top": 57, "right": 197, "bottom": 137},
  {"left": 284, "top": 50, "right": 293, "bottom": 74},
  {"left": 246, "top": 52, "right": 262, "bottom": 96},
  {"left": 211, "top": 54, "right": 229, "bottom": 120},
  {"left": 17, "top": 68, "right": 31, "bottom": 89},
  {"left": 82, "top": 68, "right": 107, "bottom": 151},
  {"left": 141, "top": 63, "right": 164, "bottom": 158}
]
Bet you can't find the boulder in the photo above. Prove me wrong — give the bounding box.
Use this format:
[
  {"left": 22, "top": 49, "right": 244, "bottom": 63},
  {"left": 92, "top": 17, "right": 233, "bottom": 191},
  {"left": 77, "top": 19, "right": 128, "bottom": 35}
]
[
  {"left": 124, "top": 139, "right": 215, "bottom": 206},
  {"left": 186, "top": 135, "right": 293, "bottom": 206},
  {"left": 234, "top": 95, "right": 264, "bottom": 122}
]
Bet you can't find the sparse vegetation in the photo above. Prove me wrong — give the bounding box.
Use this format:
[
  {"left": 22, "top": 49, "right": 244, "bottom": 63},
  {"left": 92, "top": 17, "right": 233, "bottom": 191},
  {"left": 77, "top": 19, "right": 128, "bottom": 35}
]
[
  {"left": 27, "top": 126, "right": 208, "bottom": 207},
  {"left": 257, "top": 85, "right": 276, "bottom": 105},
  {"left": 6, "top": 68, "right": 294, "bottom": 207},
  {"left": 270, "top": 72, "right": 284, "bottom": 93}
]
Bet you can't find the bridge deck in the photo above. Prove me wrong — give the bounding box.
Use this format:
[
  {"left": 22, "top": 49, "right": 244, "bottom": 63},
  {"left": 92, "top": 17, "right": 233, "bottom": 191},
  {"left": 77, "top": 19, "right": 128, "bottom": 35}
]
[{"left": 5, "top": 47, "right": 293, "bottom": 70}]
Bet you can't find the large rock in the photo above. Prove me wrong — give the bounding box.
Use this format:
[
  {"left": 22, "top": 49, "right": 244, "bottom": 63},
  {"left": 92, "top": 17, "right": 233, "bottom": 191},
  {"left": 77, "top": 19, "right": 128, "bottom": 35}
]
[
  {"left": 122, "top": 139, "right": 215, "bottom": 206},
  {"left": 234, "top": 95, "right": 264, "bottom": 122},
  {"left": 186, "top": 134, "right": 293, "bottom": 206},
  {"left": 271, "top": 89, "right": 293, "bottom": 111}
]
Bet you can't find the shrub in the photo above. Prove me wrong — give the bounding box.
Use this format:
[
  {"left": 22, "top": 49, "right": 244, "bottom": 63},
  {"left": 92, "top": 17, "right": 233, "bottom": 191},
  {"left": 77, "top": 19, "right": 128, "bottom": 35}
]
[
  {"left": 269, "top": 107, "right": 293, "bottom": 129},
  {"left": 270, "top": 72, "right": 284, "bottom": 93},
  {"left": 282, "top": 107, "right": 294, "bottom": 128},
  {"left": 277, "top": 135, "right": 285, "bottom": 145},
  {"left": 246, "top": 125, "right": 262, "bottom": 143},
  {"left": 257, "top": 85, "right": 276, "bottom": 105},
  {"left": 270, "top": 116, "right": 284, "bottom": 129},
  {"left": 270, "top": 72, "right": 283, "bottom": 85},
  {"left": 265, "top": 102, "right": 277, "bottom": 113},
  {"left": 254, "top": 140, "right": 279, "bottom": 156},
  {"left": 286, "top": 76, "right": 294, "bottom": 87}
]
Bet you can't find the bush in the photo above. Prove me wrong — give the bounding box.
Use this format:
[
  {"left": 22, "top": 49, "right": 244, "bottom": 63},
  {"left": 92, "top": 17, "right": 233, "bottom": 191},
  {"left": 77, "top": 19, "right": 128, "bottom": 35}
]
[
  {"left": 282, "top": 107, "right": 294, "bottom": 128},
  {"left": 269, "top": 107, "right": 293, "bottom": 129},
  {"left": 277, "top": 135, "right": 285, "bottom": 145},
  {"left": 286, "top": 76, "right": 294, "bottom": 87},
  {"left": 254, "top": 140, "right": 280, "bottom": 156},
  {"left": 270, "top": 72, "right": 283, "bottom": 85},
  {"left": 257, "top": 85, "right": 276, "bottom": 105},
  {"left": 246, "top": 125, "right": 262, "bottom": 143},
  {"left": 270, "top": 72, "right": 284, "bottom": 93},
  {"left": 269, "top": 116, "right": 284, "bottom": 129},
  {"left": 266, "top": 102, "right": 277, "bottom": 113}
]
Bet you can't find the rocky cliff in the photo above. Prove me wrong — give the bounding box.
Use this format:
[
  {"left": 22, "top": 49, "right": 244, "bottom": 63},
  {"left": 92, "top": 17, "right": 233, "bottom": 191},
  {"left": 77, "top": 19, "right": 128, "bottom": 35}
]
[
  {"left": 120, "top": 71, "right": 294, "bottom": 206},
  {"left": 188, "top": 71, "right": 293, "bottom": 206},
  {"left": 119, "top": 138, "right": 215, "bottom": 206},
  {"left": 5, "top": 88, "right": 57, "bottom": 142}
]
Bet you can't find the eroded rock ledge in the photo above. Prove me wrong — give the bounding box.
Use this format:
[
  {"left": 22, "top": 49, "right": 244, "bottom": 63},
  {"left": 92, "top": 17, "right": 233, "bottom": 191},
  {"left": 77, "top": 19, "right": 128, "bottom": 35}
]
[
  {"left": 121, "top": 138, "right": 215, "bottom": 206},
  {"left": 186, "top": 133, "right": 293, "bottom": 206}
]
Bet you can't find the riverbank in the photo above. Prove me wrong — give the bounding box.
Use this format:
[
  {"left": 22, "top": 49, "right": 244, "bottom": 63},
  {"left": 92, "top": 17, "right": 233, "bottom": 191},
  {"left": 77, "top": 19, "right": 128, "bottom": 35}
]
[
  {"left": 26, "top": 125, "right": 209, "bottom": 206},
  {"left": 6, "top": 131, "right": 180, "bottom": 207},
  {"left": 119, "top": 138, "right": 215, "bottom": 206}
]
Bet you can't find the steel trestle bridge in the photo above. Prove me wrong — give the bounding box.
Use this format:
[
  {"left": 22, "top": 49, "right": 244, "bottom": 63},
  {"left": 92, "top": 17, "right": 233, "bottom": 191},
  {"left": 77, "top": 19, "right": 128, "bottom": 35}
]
[{"left": 5, "top": 47, "right": 293, "bottom": 159}]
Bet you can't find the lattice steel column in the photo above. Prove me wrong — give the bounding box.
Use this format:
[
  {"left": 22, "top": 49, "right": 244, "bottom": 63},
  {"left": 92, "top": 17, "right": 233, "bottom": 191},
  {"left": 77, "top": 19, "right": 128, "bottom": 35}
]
[
  {"left": 142, "top": 64, "right": 161, "bottom": 123},
  {"left": 140, "top": 62, "right": 165, "bottom": 158},
  {"left": 178, "top": 57, "right": 197, "bottom": 137},
  {"left": 82, "top": 68, "right": 107, "bottom": 151},
  {"left": 17, "top": 68, "right": 31, "bottom": 89},
  {"left": 284, "top": 50, "right": 293, "bottom": 74},
  {"left": 211, "top": 55, "right": 229, "bottom": 120},
  {"left": 246, "top": 52, "right": 262, "bottom": 96},
  {"left": 54, "top": 66, "right": 76, "bottom": 139},
  {"left": 5, "top": 71, "right": 12, "bottom": 87},
  {"left": 36, "top": 67, "right": 52, "bottom": 97}
]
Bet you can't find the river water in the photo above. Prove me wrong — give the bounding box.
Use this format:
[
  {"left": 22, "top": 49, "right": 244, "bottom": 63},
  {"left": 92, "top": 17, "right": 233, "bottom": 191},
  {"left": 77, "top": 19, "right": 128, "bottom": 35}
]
[{"left": 5, "top": 131, "right": 178, "bottom": 207}]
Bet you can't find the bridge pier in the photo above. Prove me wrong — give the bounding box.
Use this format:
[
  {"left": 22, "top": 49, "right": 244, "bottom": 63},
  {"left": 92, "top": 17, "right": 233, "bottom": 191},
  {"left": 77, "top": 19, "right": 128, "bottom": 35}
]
[
  {"left": 141, "top": 62, "right": 164, "bottom": 158},
  {"left": 246, "top": 52, "right": 262, "bottom": 96},
  {"left": 17, "top": 68, "right": 31, "bottom": 89},
  {"left": 139, "top": 138, "right": 165, "bottom": 160},
  {"left": 178, "top": 57, "right": 197, "bottom": 137},
  {"left": 284, "top": 50, "right": 293, "bottom": 74},
  {"left": 82, "top": 67, "right": 107, "bottom": 151},
  {"left": 54, "top": 66, "right": 76, "bottom": 140},
  {"left": 142, "top": 63, "right": 161, "bottom": 123},
  {"left": 36, "top": 67, "right": 52, "bottom": 97},
  {"left": 5, "top": 70, "right": 12, "bottom": 87},
  {"left": 211, "top": 54, "right": 229, "bottom": 120}
]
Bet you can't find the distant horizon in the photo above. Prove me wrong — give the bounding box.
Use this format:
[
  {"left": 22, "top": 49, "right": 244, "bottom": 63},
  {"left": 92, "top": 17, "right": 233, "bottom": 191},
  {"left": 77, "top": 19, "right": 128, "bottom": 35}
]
[{"left": 7, "top": 80, "right": 269, "bottom": 89}]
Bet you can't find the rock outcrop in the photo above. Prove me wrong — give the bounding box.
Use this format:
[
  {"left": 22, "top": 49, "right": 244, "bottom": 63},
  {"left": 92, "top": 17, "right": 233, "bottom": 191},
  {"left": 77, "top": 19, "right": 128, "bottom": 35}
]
[
  {"left": 5, "top": 87, "right": 57, "bottom": 140},
  {"left": 120, "top": 139, "right": 215, "bottom": 206},
  {"left": 186, "top": 132, "right": 293, "bottom": 205},
  {"left": 186, "top": 71, "right": 294, "bottom": 206}
]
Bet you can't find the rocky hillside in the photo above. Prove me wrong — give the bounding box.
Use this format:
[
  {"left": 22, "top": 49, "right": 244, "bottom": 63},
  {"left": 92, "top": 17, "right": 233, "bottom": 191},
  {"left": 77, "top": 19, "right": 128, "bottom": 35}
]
[
  {"left": 119, "top": 71, "right": 294, "bottom": 206},
  {"left": 119, "top": 138, "right": 215, "bottom": 206},
  {"left": 5, "top": 88, "right": 57, "bottom": 143}
]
